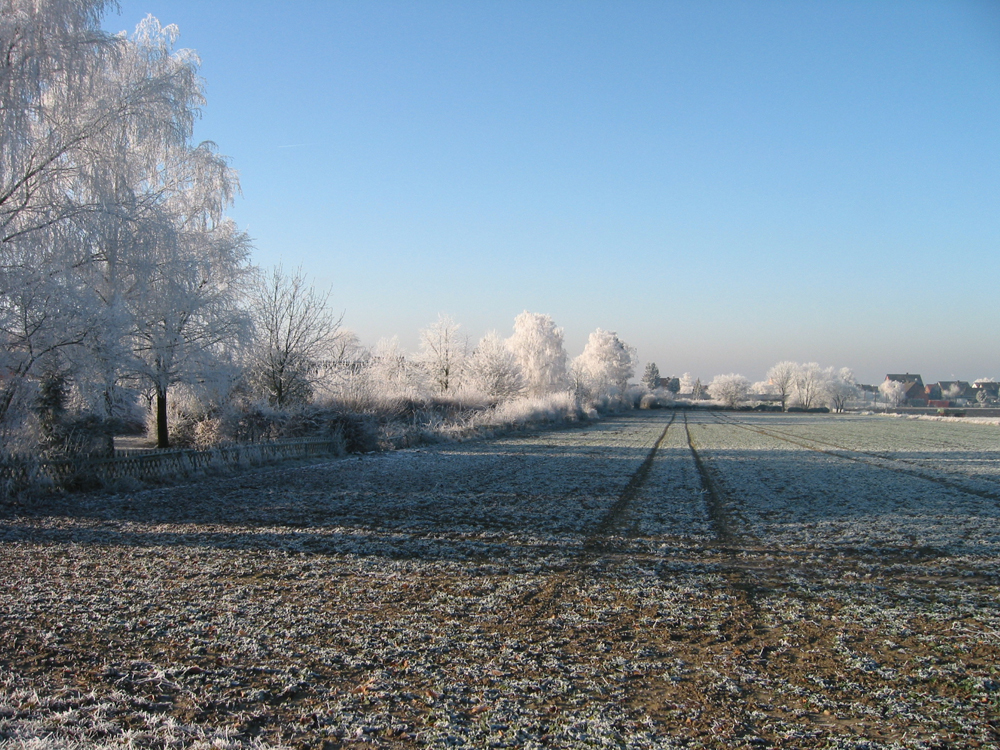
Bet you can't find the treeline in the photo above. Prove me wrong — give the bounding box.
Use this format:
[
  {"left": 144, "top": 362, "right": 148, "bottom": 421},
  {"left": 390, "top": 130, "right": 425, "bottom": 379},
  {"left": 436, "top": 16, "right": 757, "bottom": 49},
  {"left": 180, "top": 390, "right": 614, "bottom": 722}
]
[{"left": 1, "top": 3, "right": 863, "bottom": 468}]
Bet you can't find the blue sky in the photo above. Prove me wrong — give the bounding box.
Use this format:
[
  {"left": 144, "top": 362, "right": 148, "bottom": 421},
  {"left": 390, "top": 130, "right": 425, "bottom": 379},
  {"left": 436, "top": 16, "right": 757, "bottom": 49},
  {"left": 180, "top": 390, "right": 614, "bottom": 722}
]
[{"left": 108, "top": 1, "right": 1000, "bottom": 384}]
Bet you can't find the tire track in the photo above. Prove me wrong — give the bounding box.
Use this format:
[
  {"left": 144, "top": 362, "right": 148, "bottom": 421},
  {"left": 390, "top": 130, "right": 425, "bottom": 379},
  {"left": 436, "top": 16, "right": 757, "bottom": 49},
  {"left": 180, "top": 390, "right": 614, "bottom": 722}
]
[
  {"left": 709, "top": 411, "right": 1000, "bottom": 504},
  {"left": 587, "top": 412, "right": 676, "bottom": 543},
  {"left": 517, "top": 413, "right": 676, "bottom": 624},
  {"left": 683, "top": 410, "right": 737, "bottom": 547}
]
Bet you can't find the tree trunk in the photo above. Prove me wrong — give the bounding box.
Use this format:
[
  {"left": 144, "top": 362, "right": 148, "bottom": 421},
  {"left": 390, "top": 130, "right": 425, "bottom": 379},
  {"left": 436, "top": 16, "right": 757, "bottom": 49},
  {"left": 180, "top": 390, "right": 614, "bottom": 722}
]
[
  {"left": 102, "top": 386, "right": 116, "bottom": 456},
  {"left": 156, "top": 385, "right": 169, "bottom": 449}
]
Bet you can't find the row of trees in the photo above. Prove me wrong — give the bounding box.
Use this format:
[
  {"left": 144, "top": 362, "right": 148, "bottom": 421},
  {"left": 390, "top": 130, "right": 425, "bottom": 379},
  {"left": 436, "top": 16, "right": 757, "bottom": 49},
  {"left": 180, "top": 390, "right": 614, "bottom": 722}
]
[
  {"left": 1, "top": 2, "right": 252, "bottom": 448},
  {"left": 323, "top": 312, "right": 636, "bottom": 407},
  {"left": 637, "top": 361, "right": 860, "bottom": 412},
  {"left": 694, "top": 362, "right": 858, "bottom": 411},
  {"left": 3, "top": 2, "right": 874, "bottom": 461},
  {"left": 0, "top": 2, "right": 645, "bottom": 455},
  {"left": 761, "top": 361, "right": 858, "bottom": 412}
]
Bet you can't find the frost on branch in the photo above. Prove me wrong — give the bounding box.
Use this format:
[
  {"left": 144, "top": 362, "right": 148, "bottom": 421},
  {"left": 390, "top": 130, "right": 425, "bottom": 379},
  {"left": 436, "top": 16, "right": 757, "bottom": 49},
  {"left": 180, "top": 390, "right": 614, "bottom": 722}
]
[
  {"left": 642, "top": 362, "right": 660, "bottom": 391},
  {"left": 506, "top": 312, "right": 569, "bottom": 397},
  {"left": 0, "top": 6, "right": 252, "bottom": 449},
  {"left": 466, "top": 332, "right": 524, "bottom": 401},
  {"left": 572, "top": 329, "right": 635, "bottom": 402},
  {"left": 708, "top": 373, "right": 750, "bottom": 407},
  {"left": 417, "top": 314, "right": 466, "bottom": 395},
  {"left": 246, "top": 266, "right": 342, "bottom": 409}
]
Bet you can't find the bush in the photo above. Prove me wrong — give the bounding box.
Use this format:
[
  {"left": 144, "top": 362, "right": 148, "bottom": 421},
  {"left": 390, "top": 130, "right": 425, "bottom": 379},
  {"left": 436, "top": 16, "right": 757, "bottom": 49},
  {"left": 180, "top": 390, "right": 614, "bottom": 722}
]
[
  {"left": 227, "top": 404, "right": 380, "bottom": 453},
  {"left": 639, "top": 393, "right": 661, "bottom": 409}
]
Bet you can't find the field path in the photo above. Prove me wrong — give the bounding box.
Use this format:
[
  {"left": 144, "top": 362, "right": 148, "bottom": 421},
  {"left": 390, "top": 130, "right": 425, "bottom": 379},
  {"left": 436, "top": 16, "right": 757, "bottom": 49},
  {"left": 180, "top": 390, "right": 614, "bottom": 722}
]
[{"left": 2, "top": 411, "right": 999, "bottom": 748}]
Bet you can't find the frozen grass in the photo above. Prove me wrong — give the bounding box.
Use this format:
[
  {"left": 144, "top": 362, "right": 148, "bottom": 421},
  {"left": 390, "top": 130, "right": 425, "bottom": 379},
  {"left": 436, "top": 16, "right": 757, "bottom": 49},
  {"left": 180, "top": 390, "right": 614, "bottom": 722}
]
[
  {"left": 475, "top": 391, "right": 584, "bottom": 427},
  {"left": 2, "top": 412, "right": 999, "bottom": 748}
]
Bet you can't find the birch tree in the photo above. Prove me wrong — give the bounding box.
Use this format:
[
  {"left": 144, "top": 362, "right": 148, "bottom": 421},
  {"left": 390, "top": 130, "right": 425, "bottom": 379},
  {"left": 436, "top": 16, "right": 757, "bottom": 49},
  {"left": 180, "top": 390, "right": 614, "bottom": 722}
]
[
  {"left": 506, "top": 311, "right": 569, "bottom": 397},
  {"left": 572, "top": 329, "right": 635, "bottom": 400},
  {"left": 418, "top": 314, "right": 465, "bottom": 395},
  {"left": 0, "top": 6, "right": 243, "bottom": 447},
  {"left": 766, "top": 361, "right": 797, "bottom": 412},
  {"left": 466, "top": 331, "right": 524, "bottom": 401}
]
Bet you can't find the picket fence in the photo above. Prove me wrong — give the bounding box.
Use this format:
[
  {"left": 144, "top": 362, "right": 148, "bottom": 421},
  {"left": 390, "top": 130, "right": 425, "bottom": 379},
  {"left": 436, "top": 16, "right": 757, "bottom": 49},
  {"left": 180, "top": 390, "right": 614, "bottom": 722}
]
[{"left": 0, "top": 437, "right": 343, "bottom": 491}]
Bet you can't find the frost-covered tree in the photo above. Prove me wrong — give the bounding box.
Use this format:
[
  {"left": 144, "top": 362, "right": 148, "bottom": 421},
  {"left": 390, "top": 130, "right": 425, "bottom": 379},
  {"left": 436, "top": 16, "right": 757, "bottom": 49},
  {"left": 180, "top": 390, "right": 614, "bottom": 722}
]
[
  {"left": 1, "top": 0, "right": 123, "bottom": 244},
  {"left": 879, "top": 378, "right": 907, "bottom": 407},
  {"left": 506, "top": 311, "right": 569, "bottom": 397},
  {"left": 766, "top": 361, "right": 798, "bottom": 412},
  {"left": 418, "top": 314, "right": 466, "bottom": 394},
  {"left": 642, "top": 362, "right": 660, "bottom": 391},
  {"left": 827, "top": 378, "right": 858, "bottom": 413},
  {"left": 366, "top": 337, "right": 414, "bottom": 399},
  {"left": 791, "top": 362, "right": 831, "bottom": 410},
  {"left": 466, "top": 331, "right": 524, "bottom": 401},
  {"left": 0, "top": 7, "right": 244, "bottom": 444},
  {"left": 0, "top": 1, "right": 119, "bottom": 425},
  {"left": 679, "top": 372, "right": 695, "bottom": 394},
  {"left": 130, "top": 218, "right": 251, "bottom": 448},
  {"left": 573, "top": 329, "right": 635, "bottom": 400},
  {"left": 692, "top": 378, "right": 704, "bottom": 400},
  {"left": 708, "top": 373, "right": 750, "bottom": 407},
  {"left": 246, "top": 266, "right": 342, "bottom": 408}
]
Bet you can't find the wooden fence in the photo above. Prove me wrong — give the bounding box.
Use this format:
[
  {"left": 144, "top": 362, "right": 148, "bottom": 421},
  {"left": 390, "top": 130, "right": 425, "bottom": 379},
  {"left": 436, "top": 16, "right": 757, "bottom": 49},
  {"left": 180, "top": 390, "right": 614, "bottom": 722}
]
[{"left": 0, "top": 437, "right": 344, "bottom": 492}]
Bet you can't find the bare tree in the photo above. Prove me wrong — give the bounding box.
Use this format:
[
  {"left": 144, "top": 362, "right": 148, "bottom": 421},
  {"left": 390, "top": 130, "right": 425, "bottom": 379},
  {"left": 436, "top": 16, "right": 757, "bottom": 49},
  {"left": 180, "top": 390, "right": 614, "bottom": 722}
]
[
  {"left": 418, "top": 314, "right": 466, "bottom": 394},
  {"left": 130, "top": 219, "right": 252, "bottom": 448},
  {"left": 246, "top": 266, "right": 342, "bottom": 409},
  {"left": 766, "top": 361, "right": 797, "bottom": 412},
  {"left": 825, "top": 367, "right": 857, "bottom": 413},
  {"left": 466, "top": 331, "right": 524, "bottom": 401},
  {"left": 827, "top": 379, "right": 857, "bottom": 413},
  {"left": 708, "top": 373, "right": 750, "bottom": 407},
  {"left": 792, "top": 362, "right": 831, "bottom": 410}
]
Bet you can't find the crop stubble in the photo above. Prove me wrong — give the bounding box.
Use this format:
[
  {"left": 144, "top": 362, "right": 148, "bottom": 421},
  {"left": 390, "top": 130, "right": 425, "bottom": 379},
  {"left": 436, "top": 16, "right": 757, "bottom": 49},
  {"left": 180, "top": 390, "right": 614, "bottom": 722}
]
[{"left": 1, "top": 412, "right": 999, "bottom": 748}]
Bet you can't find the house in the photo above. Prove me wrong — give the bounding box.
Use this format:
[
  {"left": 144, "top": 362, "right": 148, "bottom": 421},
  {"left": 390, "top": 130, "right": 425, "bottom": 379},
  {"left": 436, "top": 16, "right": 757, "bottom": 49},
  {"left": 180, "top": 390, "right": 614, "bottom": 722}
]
[
  {"left": 884, "top": 374, "right": 926, "bottom": 406},
  {"left": 937, "top": 381, "right": 975, "bottom": 402},
  {"left": 658, "top": 376, "right": 681, "bottom": 393},
  {"left": 885, "top": 373, "right": 924, "bottom": 388}
]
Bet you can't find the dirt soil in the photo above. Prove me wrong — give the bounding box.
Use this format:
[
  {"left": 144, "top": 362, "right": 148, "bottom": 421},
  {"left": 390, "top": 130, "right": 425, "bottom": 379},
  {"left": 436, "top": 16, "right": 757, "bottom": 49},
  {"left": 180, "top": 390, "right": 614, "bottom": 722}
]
[{"left": 1, "top": 411, "right": 998, "bottom": 749}]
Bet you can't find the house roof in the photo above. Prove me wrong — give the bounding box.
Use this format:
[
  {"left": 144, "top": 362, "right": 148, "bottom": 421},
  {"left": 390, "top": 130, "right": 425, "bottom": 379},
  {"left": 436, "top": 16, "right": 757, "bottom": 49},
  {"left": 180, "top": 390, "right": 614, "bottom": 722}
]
[
  {"left": 938, "top": 380, "right": 972, "bottom": 391},
  {"left": 886, "top": 373, "right": 924, "bottom": 387}
]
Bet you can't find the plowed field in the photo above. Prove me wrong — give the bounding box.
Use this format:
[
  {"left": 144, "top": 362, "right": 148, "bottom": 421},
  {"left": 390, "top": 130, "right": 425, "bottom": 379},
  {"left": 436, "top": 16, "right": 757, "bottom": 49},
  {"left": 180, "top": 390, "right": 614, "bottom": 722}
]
[{"left": 2, "top": 411, "right": 999, "bottom": 748}]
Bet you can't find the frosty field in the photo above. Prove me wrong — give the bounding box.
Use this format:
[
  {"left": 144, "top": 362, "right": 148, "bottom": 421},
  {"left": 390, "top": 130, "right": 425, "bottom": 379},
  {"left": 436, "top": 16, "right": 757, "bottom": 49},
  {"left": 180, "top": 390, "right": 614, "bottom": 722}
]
[{"left": 1, "top": 411, "right": 999, "bottom": 749}]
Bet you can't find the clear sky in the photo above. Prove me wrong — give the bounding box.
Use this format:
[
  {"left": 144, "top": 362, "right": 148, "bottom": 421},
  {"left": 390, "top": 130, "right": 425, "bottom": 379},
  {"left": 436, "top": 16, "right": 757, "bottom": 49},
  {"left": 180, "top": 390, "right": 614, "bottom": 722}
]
[{"left": 107, "top": 1, "right": 1000, "bottom": 385}]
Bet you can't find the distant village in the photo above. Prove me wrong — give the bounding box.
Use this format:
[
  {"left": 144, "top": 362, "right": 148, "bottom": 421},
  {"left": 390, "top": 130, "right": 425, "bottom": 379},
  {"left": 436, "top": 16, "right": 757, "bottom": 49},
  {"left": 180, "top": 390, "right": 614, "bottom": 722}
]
[{"left": 865, "top": 374, "right": 998, "bottom": 408}]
